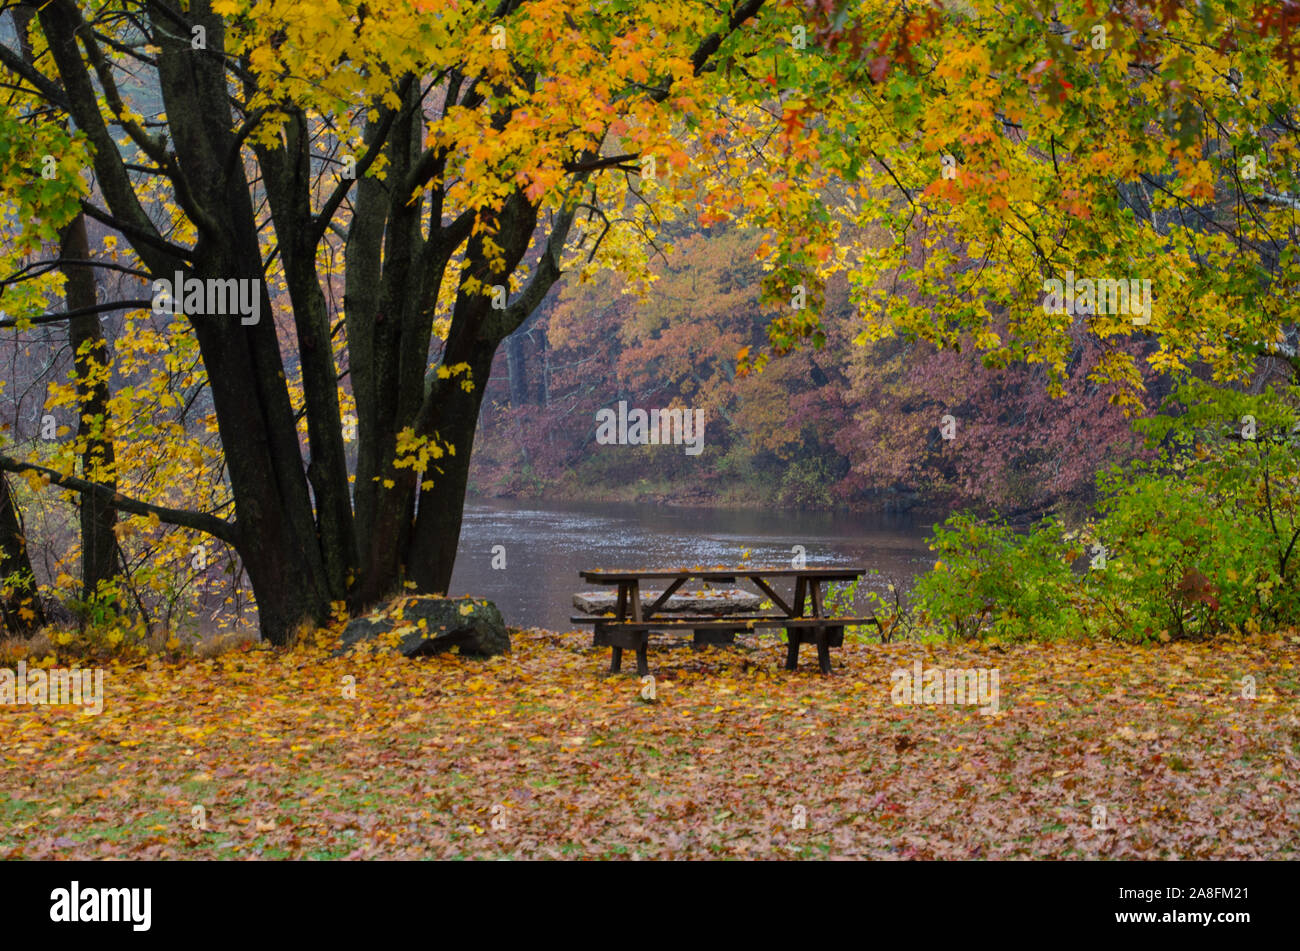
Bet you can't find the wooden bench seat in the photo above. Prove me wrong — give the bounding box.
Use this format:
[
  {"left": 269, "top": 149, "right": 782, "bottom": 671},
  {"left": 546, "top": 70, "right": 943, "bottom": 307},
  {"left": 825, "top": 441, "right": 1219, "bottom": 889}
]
[
  {"left": 568, "top": 615, "right": 878, "bottom": 630},
  {"left": 569, "top": 613, "right": 880, "bottom": 674},
  {"left": 573, "top": 588, "right": 761, "bottom": 615}
]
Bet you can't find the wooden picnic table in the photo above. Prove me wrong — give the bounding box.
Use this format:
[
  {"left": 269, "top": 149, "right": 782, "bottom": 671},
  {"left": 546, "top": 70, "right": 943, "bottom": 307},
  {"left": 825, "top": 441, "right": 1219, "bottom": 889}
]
[{"left": 571, "top": 565, "right": 877, "bottom": 676}]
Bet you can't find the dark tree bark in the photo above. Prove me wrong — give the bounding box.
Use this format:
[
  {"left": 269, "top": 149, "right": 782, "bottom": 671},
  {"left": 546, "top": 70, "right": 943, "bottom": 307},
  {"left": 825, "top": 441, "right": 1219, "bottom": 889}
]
[
  {"left": 36, "top": 0, "right": 337, "bottom": 639},
  {"left": 0, "top": 473, "right": 45, "bottom": 636}
]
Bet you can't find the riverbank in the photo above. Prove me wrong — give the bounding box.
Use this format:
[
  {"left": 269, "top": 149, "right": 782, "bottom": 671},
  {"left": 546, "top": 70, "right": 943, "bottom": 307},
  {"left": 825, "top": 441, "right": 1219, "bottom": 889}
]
[
  {"left": 465, "top": 480, "right": 1082, "bottom": 525},
  {"left": 468, "top": 475, "right": 935, "bottom": 516}
]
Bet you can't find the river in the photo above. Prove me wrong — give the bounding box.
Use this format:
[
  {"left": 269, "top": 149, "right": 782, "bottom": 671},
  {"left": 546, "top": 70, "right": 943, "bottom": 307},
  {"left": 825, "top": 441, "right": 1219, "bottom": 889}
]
[{"left": 447, "top": 497, "right": 943, "bottom": 631}]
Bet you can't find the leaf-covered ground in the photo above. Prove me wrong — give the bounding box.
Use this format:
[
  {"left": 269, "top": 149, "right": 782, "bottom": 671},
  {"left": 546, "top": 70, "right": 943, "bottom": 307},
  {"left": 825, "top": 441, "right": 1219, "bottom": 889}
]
[{"left": 3, "top": 630, "right": 1298, "bottom": 859}]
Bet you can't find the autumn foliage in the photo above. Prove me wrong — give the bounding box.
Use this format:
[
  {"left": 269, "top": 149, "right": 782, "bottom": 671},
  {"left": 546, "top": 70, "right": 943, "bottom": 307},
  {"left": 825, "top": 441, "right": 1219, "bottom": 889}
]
[
  {"left": 1, "top": 628, "right": 1296, "bottom": 858},
  {"left": 3, "top": 0, "right": 1300, "bottom": 870}
]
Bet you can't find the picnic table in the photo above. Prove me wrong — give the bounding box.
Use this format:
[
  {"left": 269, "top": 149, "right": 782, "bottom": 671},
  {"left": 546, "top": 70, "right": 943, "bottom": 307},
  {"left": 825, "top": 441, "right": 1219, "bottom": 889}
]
[{"left": 571, "top": 566, "right": 878, "bottom": 676}]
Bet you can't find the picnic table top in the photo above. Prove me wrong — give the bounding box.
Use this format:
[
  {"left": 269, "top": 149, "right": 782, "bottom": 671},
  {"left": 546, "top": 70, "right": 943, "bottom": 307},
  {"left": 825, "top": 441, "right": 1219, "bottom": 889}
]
[{"left": 578, "top": 565, "right": 866, "bottom": 583}]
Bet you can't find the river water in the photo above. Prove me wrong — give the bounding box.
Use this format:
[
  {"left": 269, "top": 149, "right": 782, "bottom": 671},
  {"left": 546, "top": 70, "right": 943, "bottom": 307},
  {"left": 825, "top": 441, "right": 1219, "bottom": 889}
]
[{"left": 447, "top": 497, "right": 942, "bottom": 631}]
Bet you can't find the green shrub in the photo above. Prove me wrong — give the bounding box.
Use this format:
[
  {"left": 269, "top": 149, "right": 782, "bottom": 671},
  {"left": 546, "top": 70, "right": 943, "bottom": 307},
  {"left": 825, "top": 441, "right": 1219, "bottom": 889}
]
[
  {"left": 907, "top": 382, "right": 1300, "bottom": 643},
  {"left": 911, "top": 513, "right": 1084, "bottom": 640},
  {"left": 776, "top": 455, "right": 839, "bottom": 508},
  {"left": 1085, "top": 383, "right": 1300, "bottom": 639}
]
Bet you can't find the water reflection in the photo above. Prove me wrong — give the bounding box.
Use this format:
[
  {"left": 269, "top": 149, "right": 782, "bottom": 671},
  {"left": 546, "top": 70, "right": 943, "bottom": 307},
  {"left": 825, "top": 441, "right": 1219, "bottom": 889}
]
[{"left": 447, "top": 498, "right": 941, "bottom": 631}]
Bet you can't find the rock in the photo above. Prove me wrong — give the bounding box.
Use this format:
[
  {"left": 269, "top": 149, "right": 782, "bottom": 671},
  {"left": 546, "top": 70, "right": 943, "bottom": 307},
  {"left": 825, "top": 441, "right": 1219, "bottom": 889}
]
[
  {"left": 340, "top": 595, "right": 510, "bottom": 658},
  {"left": 573, "top": 588, "right": 762, "bottom": 615}
]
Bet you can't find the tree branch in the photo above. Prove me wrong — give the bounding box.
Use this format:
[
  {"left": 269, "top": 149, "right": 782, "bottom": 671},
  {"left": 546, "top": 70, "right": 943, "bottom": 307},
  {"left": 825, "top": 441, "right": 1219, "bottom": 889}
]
[
  {"left": 0, "top": 453, "right": 238, "bottom": 544},
  {"left": 563, "top": 152, "right": 639, "bottom": 173},
  {"left": 0, "top": 298, "right": 153, "bottom": 329},
  {"left": 2, "top": 257, "right": 151, "bottom": 285},
  {"left": 480, "top": 199, "right": 579, "bottom": 344},
  {"left": 1254, "top": 191, "right": 1300, "bottom": 210},
  {"left": 0, "top": 40, "right": 71, "bottom": 110},
  {"left": 37, "top": 0, "right": 182, "bottom": 276},
  {"left": 79, "top": 200, "right": 193, "bottom": 262},
  {"left": 684, "top": 0, "right": 767, "bottom": 83},
  {"left": 311, "top": 76, "right": 413, "bottom": 246}
]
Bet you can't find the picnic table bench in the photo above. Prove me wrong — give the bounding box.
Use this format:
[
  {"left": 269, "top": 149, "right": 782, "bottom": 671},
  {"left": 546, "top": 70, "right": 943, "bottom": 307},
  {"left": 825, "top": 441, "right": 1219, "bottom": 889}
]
[{"left": 571, "top": 566, "right": 878, "bottom": 675}]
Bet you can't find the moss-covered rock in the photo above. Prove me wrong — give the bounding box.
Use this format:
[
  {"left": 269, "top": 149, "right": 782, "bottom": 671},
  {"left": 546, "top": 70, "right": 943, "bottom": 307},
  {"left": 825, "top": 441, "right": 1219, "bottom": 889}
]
[{"left": 340, "top": 596, "right": 510, "bottom": 658}]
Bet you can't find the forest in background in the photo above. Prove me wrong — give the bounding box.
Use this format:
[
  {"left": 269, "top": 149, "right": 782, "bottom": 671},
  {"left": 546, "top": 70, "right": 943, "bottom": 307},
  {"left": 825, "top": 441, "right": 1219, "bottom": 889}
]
[{"left": 470, "top": 216, "right": 1275, "bottom": 518}]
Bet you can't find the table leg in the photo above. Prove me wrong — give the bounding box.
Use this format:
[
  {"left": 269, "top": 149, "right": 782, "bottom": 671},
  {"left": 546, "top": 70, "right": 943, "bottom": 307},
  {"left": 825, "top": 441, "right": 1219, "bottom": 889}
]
[
  {"left": 629, "top": 579, "right": 642, "bottom": 622},
  {"left": 628, "top": 579, "right": 645, "bottom": 675},
  {"left": 785, "top": 575, "right": 808, "bottom": 671},
  {"left": 815, "top": 629, "right": 832, "bottom": 674},
  {"left": 784, "top": 636, "right": 800, "bottom": 671},
  {"left": 811, "top": 580, "right": 832, "bottom": 674},
  {"left": 610, "top": 581, "right": 631, "bottom": 674}
]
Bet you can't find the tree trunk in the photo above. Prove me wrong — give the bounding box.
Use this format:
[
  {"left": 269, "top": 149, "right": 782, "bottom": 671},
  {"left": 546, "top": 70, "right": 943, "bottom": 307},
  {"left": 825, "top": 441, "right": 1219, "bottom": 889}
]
[
  {"left": 17, "top": 3, "right": 119, "bottom": 606},
  {"left": 406, "top": 342, "right": 497, "bottom": 593},
  {"left": 61, "top": 214, "right": 119, "bottom": 602},
  {"left": 0, "top": 474, "right": 45, "bottom": 636},
  {"left": 151, "top": 6, "right": 334, "bottom": 644},
  {"left": 505, "top": 330, "right": 528, "bottom": 408},
  {"left": 539, "top": 326, "right": 550, "bottom": 408}
]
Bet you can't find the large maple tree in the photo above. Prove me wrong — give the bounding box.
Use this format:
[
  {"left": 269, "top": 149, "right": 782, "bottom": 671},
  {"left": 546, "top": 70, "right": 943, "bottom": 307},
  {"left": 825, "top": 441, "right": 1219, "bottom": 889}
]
[{"left": 0, "top": 0, "right": 791, "bottom": 642}]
